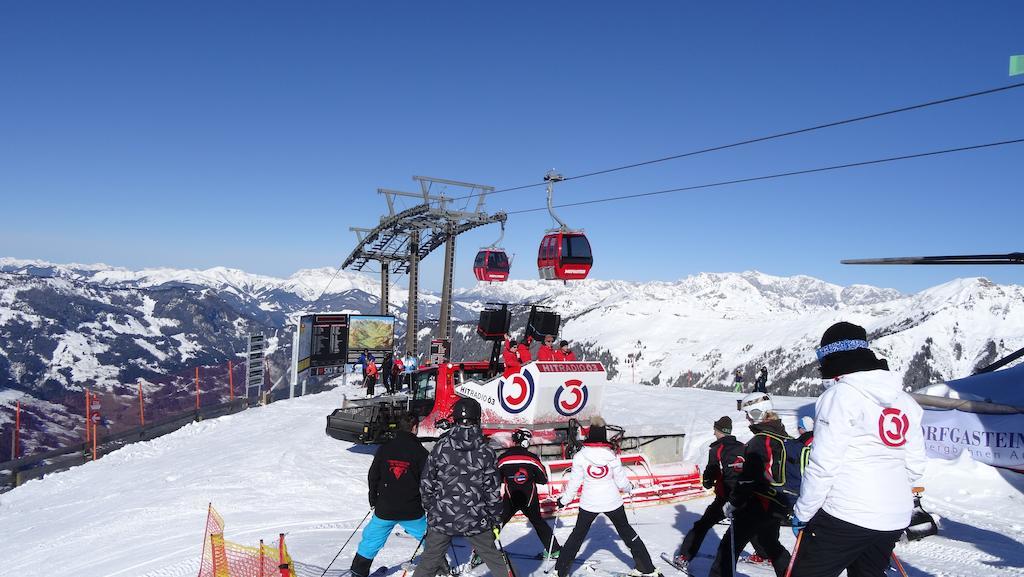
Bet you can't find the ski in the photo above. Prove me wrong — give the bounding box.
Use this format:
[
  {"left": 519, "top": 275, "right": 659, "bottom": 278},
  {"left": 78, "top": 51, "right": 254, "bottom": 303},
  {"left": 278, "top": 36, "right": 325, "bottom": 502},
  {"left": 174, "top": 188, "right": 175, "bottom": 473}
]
[
  {"left": 400, "top": 562, "right": 460, "bottom": 577},
  {"left": 543, "top": 560, "right": 598, "bottom": 574},
  {"left": 659, "top": 553, "right": 695, "bottom": 576}
]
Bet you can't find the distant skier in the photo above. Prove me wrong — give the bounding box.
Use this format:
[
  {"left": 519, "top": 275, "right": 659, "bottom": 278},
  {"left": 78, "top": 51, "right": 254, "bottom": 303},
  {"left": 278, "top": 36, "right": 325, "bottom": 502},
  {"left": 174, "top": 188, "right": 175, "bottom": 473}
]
[
  {"left": 382, "top": 353, "right": 394, "bottom": 395},
  {"left": 671, "top": 416, "right": 744, "bottom": 573},
  {"left": 392, "top": 355, "right": 405, "bottom": 392},
  {"left": 365, "top": 357, "right": 379, "bottom": 396},
  {"left": 414, "top": 398, "right": 513, "bottom": 577},
  {"left": 708, "top": 393, "right": 792, "bottom": 577},
  {"left": 788, "top": 322, "right": 926, "bottom": 577},
  {"left": 732, "top": 369, "right": 744, "bottom": 393},
  {"left": 553, "top": 416, "right": 660, "bottom": 577},
  {"left": 537, "top": 335, "right": 558, "bottom": 361},
  {"left": 358, "top": 350, "right": 368, "bottom": 377},
  {"left": 350, "top": 414, "right": 429, "bottom": 577},
  {"left": 754, "top": 367, "right": 768, "bottom": 393},
  {"left": 403, "top": 353, "right": 418, "bottom": 395},
  {"left": 556, "top": 340, "right": 577, "bottom": 361},
  {"left": 470, "top": 429, "right": 561, "bottom": 566}
]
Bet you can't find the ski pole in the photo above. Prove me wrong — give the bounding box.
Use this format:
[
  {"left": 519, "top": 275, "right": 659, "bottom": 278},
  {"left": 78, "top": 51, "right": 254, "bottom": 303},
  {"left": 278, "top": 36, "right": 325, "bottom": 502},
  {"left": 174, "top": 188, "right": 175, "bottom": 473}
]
[
  {"left": 449, "top": 541, "right": 462, "bottom": 576},
  {"left": 319, "top": 508, "right": 373, "bottom": 577},
  {"left": 400, "top": 534, "right": 427, "bottom": 577},
  {"left": 783, "top": 529, "right": 803, "bottom": 577},
  {"left": 891, "top": 551, "right": 909, "bottom": 577},
  {"left": 544, "top": 511, "right": 561, "bottom": 572},
  {"left": 493, "top": 528, "right": 518, "bottom": 577},
  {"left": 729, "top": 518, "right": 737, "bottom": 577}
]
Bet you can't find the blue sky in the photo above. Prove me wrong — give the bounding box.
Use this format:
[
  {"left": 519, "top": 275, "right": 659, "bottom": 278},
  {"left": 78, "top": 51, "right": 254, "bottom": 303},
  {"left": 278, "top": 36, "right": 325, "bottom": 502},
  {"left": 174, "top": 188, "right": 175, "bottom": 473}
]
[{"left": 1, "top": 1, "right": 1022, "bottom": 293}]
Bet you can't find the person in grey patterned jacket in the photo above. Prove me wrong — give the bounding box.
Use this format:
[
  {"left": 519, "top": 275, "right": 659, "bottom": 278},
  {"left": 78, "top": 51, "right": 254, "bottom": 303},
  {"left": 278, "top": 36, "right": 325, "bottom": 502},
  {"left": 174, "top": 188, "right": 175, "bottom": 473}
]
[{"left": 412, "top": 397, "right": 513, "bottom": 577}]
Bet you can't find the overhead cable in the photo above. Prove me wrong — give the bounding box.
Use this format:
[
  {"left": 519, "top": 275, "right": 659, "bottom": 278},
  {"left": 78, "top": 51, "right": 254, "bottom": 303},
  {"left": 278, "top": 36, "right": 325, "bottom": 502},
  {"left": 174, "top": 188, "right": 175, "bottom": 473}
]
[
  {"left": 445, "top": 81, "right": 1024, "bottom": 202},
  {"left": 506, "top": 137, "right": 1024, "bottom": 215}
]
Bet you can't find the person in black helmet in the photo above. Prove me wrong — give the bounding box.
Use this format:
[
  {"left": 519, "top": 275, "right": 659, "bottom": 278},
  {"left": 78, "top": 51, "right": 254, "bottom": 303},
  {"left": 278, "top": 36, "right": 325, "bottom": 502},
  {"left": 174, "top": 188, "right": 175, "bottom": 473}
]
[
  {"left": 413, "top": 397, "right": 514, "bottom": 577},
  {"left": 500, "top": 429, "right": 561, "bottom": 558},
  {"left": 469, "top": 428, "right": 562, "bottom": 567}
]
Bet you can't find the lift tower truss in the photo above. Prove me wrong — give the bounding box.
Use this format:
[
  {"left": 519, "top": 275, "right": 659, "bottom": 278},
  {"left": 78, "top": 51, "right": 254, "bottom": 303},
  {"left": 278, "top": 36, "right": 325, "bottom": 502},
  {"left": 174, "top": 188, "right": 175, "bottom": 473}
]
[{"left": 343, "top": 176, "right": 504, "bottom": 356}]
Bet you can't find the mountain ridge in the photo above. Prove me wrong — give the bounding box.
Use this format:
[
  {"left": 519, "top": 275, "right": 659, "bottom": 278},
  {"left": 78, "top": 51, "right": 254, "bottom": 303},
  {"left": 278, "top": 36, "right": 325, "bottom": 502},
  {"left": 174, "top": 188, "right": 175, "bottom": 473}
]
[{"left": 2, "top": 257, "right": 1022, "bottom": 456}]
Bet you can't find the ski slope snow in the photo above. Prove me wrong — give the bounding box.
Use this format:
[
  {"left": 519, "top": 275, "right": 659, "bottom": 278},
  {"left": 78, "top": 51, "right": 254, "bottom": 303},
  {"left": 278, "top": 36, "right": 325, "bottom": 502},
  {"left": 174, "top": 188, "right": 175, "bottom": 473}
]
[{"left": 0, "top": 382, "right": 1022, "bottom": 577}]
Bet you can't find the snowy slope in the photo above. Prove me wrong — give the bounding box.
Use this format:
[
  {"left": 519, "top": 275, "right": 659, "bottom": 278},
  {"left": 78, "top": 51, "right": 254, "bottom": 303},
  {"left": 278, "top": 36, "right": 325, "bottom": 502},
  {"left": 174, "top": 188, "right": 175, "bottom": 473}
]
[{"left": 1, "top": 382, "right": 1021, "bottom": 577}]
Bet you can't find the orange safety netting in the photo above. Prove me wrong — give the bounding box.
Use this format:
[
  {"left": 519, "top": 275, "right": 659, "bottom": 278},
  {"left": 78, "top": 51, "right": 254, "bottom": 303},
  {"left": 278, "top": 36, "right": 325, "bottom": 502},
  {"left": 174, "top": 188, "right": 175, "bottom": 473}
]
[{"left": 198, "top": 504, "right": 296, "bottom": 577}]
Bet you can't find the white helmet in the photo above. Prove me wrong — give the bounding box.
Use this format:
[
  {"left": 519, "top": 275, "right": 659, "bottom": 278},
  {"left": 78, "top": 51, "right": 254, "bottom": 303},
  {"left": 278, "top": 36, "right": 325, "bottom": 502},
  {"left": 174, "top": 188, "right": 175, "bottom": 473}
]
[{"left": 740, "top": 392, "right": 773, "bottom": 423}]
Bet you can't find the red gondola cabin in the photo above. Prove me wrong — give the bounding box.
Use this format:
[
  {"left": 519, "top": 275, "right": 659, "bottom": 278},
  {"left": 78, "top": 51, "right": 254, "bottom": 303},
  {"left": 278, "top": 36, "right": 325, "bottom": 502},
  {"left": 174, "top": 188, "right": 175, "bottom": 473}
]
[
  {"left": 537, "top": 231, "right": 592, "bottom": 281},
  {"left": 473, "top": 248, "right": 511, "bottom": 282}
]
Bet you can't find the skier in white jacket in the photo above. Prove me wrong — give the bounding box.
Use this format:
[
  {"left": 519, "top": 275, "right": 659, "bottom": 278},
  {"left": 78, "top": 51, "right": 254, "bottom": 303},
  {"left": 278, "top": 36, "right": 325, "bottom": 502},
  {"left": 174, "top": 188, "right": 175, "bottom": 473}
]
[
  {"left": 789, "top": 322, "right": 927, "bottom": 577},
  {"left": 552, "top": 417, "right": 660, "bottom": 577}
]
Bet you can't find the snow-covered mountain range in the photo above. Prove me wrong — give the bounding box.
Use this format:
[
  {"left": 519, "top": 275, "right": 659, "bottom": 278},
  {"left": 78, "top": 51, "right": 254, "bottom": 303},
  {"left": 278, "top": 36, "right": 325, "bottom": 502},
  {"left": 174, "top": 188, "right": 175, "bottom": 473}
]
[{"left": 3, "top": 256, "right": 1023, "bottom": 455}]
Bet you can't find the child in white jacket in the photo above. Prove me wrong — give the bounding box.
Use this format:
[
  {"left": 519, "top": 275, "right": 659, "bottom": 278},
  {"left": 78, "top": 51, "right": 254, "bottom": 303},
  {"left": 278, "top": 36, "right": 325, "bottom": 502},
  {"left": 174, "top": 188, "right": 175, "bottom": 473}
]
[{"left": 553, "top": 417, "right": 660, "bottom": 577}]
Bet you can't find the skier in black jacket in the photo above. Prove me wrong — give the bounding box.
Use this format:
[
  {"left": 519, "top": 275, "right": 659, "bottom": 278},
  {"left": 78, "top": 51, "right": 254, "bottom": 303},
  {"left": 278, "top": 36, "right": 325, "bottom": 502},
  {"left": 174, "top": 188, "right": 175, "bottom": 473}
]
[
  {"left": 708, "top": 394, "right": 793, "bottom": 577},
  {"left": 671, "top": 416, "right": 745, "bottom": 572},
  {"left": 413, "top": 398, "right": 514, "bottom": 577},
  {"left": 501, "top": 429, "right": 561, "bottom": 556},
  {"left": 754, "top": 367, "right": 768, "bottom": 393},
  {"left": 351, "top": 414, "right": 430, "bottom": 577}
]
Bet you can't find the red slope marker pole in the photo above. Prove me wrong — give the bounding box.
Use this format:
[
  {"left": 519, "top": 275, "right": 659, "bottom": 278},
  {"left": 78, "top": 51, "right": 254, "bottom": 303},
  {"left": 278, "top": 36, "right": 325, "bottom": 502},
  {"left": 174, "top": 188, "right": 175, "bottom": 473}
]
[
  {"left": 138, "top": 381, "right": 145, "bottom": 427},
  {"left": 85, "top": 390, "right": 91, "bottom": 444},
  {"left": 13, "top": 401, "right": 21, "bottom": 459}
]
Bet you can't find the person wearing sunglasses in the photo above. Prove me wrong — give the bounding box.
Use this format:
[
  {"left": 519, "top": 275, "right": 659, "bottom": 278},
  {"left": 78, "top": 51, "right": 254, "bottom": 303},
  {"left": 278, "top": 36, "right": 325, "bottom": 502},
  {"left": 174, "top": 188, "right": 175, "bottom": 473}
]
[
  {"left": 707, "top": 393, "right": 793, "bottom": 577},
  {"left": 537, "top": 335, "right": 558, "bottom": 361}
]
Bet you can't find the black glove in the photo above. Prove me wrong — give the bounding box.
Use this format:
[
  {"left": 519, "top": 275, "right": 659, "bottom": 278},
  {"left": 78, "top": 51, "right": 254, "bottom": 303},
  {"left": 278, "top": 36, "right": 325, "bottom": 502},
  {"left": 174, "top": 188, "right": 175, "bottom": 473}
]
[{"left": 556, "top": 498, "right": 566, "bottom": 509}]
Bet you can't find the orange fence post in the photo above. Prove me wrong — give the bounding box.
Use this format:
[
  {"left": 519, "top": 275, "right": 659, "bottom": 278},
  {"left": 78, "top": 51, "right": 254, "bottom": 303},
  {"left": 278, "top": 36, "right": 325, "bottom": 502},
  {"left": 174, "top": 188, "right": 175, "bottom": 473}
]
[
  {"left": 138, "top": 381, "right": 145, "bottom": 427},
  {"left": 228, "top": 360, "right": 234, "bottom": 401},
  {"left": 195, "top": 367, "right": 200, "bottom": 411},
  {"left": 259, "top": 539, "right": 265, "bottom": 577},
  {"left": 278, "top": 533, "right": 289, "bottom": 577}
]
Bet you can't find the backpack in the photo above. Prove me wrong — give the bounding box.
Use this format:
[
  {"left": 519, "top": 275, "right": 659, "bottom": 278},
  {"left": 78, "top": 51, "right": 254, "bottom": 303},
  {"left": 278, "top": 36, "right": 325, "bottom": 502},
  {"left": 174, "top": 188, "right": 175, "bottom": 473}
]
[{"left": 780, "top": 435, "right": 812, "bottom": 498}]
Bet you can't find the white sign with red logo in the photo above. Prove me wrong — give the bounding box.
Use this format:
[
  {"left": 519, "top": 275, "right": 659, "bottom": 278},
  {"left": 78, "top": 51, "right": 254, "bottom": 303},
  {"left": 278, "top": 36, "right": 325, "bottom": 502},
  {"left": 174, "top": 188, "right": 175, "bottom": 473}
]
[{"left": 455, "top": 361, "right": 606, "bottom": 428}]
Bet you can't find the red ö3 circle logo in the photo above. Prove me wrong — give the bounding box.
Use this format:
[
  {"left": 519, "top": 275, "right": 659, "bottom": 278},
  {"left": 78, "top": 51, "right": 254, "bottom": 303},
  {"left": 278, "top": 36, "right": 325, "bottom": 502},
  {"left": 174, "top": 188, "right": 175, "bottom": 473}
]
[
  {"left": 554, "top": 379, "right": 589, "bottom": 416},
  {"left": 498, "top": 370, "right": 535, "bottom": 414},
  {"left": 878, "top": 407, "right": 910, "bottom": 447},
  {"left": 587, "top": 464, "right": 609, "bottom": 479}
]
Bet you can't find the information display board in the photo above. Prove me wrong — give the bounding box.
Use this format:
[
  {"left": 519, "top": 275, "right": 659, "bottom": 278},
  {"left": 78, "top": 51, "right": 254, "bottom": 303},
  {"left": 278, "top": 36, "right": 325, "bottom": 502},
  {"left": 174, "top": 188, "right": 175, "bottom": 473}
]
[{"left": 346, "top": 315, "right": 397, "bottom": 363}]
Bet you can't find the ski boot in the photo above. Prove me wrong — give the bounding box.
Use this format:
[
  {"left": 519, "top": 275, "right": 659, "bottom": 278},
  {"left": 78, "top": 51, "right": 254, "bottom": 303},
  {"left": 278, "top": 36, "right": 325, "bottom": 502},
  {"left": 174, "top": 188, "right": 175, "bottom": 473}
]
[{"left": 741, "top": 553, "right": 771, "bottom": 566}]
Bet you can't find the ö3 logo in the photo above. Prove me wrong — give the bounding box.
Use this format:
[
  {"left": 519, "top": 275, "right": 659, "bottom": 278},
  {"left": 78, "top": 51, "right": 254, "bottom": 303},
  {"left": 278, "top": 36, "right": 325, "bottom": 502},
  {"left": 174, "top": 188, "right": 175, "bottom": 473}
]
[
  {"left": 498, "top": 370, "right": 536, "bottom": 414},
  {"left": 554, "top": 379, "right": 589, "bottom": 416},
  {"left": 878, "top": 407, "right": 910, "bottom": 447}
]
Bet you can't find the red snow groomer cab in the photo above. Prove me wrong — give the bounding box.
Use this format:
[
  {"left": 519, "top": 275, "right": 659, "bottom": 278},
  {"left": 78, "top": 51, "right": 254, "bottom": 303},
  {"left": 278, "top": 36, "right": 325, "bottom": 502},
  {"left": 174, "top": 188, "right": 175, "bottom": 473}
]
[{"left": 326, "top": 358, "right": 704, "bottom": 515}]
